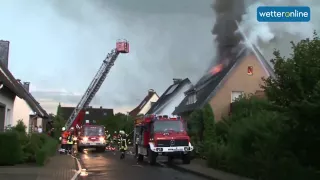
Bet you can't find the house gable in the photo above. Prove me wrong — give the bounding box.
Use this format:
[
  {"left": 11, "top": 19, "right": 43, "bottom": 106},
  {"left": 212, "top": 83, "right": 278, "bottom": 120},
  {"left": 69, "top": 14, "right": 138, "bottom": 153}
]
[
  {"left": 129, "top": 89, "right": 159, "bottom": 117},
  {"left": 60, "top": 106, "right": 114, "bottom": 123},
  {"left": 208, "top": 53, "right": 269, "bottom": 121},
  {"left": 138, "top": 93, "right": 159, "bottom": 115},
  {"left": 147, "top": 78, "right": 192, "bottom": 115}
]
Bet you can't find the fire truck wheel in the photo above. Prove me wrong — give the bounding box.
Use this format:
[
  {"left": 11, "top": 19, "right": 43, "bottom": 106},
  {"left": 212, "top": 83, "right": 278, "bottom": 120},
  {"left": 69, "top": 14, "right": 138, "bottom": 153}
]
[
  {"left": 148, "top": 148, "right": 157, "bottom": 165},
  {"left": 78, "top": 147, "right": 83, "bottom": 153},
  {"left": 96, "top": 147, "right": 105, "bottom": 152},
  {"left": 167, "top": 156, "right": 174, "bottom": 164},
  {"left": 137, "top": 154, "right": 144, "bottom": 162},
  {"left": 182, "top": 153, "right": 191, "bottom": 164}
]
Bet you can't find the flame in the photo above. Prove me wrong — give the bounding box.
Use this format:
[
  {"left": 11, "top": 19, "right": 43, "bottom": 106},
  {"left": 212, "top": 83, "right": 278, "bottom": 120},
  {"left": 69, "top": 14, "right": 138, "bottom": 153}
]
[{"left": 209, "top": 64, "right": 223, "bottom": 75}]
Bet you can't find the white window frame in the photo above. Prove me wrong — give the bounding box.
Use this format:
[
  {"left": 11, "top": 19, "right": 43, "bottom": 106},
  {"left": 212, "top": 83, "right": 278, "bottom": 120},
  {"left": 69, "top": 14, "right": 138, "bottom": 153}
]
[
  {"left": 5, "top": 109, "right": 11, "bottom": 127},
  {"left": 187, "top": 94, "right": 197, "bottom": 105},
  {"left": 231, "top": 91, "right": 244, "bottom": 102}
]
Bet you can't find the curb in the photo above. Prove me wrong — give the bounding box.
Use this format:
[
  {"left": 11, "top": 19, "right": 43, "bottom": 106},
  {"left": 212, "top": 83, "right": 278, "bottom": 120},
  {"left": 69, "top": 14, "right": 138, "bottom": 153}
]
[
  {"left": 71, "top": 155, "right": 82, "bottom": 180},
  {"left": 170, "top": 164, "right": 218, "bottom": 180}
]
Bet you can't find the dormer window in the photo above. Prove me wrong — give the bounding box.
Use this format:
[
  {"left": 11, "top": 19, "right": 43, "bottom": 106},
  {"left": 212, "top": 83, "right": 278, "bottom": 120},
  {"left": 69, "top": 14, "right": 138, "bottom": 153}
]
[
  {"left": 247, "top": 66, "right": 253, "bottom": 75},
  {"left": 186, "top": 94, "right": 197, "bottom": 105}
]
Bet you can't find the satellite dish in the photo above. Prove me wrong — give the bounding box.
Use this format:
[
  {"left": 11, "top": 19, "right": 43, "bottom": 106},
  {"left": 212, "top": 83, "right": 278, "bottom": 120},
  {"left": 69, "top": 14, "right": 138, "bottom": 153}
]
[{"left": 0, "top": 83, "right": 3, "bottom": 89}]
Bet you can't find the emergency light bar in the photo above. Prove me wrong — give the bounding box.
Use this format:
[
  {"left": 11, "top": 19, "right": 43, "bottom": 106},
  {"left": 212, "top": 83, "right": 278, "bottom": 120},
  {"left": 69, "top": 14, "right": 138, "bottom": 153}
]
[{"left": 135, "top": 114, "right": 182, "bottom": 124}]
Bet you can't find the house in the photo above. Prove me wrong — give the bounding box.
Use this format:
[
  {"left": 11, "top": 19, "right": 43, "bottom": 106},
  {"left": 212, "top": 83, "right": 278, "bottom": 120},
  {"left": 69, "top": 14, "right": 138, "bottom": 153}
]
[
  {"left": 60, "top": 106, "right": 114, "bottom": 124},
  {"left": 129, "top": 89, "right": 159, "bottom": 117},
  {"left": 147, "top": 78, "right": 192, "bottom": 115},
  {"left": 0, "top": 40, "right": 48, "bottom": 132},
  {"left": 13, "top": 81, "right": 49, "bottom": 133},
  {"left": 0, "top": 66, "right": 25, "bottom": 132},
  {"left": 173, "top": 44, "right": 274, "bottom": 121}
]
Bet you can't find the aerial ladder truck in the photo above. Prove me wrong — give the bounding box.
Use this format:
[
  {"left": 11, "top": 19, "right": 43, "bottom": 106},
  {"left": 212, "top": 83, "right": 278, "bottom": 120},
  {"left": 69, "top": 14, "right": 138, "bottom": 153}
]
[{"left": 63, "top": 40, "right": 129, "bottom": 137}]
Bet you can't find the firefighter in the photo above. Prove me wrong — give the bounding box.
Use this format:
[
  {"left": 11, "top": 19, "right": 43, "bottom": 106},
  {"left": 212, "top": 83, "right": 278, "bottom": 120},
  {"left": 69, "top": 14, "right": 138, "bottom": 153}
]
[
  {"left": 113, "top": 131, "right": 118, "bottom": 141},
  {"left": 59, "top": 127, "right": 68, "bottom": 154},
  {"left": 106, "top": 130, "right": 111, "bottom": 146},
  {"left": 111, "top": 131, "right": 118, "bottom": 149},
  {"left": 66, "top": 128, "right": 74, "bottom": 155},
  {"left": 119, "top": 130, "right": 129, "bottom": 159}
]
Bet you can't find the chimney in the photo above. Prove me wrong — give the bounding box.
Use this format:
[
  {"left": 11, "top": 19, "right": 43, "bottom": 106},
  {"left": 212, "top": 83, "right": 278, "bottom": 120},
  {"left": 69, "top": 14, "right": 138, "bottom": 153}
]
[
  {"left": 173, "top": 78, "right": 182, "bottom": 84},
  {"left": 100, "top": 106, "right": 102, "bottom": 109},
  {"left": 0, "top": 40, "right": 10, "bottom": 68},
  {"left": 23, "top": 82, "right": 30, "bottom": 92},
  {"left": 148, "top": 89, "right": 154, "bottom": 95}
]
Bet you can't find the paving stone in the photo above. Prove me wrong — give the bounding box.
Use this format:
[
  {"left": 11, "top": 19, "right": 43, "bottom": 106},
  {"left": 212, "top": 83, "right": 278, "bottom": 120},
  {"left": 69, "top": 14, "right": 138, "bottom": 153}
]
[{"left": 0, "top": 154, "right": 78, "bottom": 180}]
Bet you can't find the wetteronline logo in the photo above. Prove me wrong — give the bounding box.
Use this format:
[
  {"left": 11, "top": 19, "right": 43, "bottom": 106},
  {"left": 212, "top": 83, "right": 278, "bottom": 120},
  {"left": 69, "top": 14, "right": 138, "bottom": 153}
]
[{"left": 257, "top": 6, "right": 310, "bottom": 22}]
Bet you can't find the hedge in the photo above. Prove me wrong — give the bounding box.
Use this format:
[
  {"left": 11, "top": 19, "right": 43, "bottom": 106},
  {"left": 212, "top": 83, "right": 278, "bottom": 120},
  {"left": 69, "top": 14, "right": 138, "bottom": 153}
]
[
  {"left": 0, "top": 131, "right": 59, "bottom": 166},
  {"left": 35, "top": 136, "right": 58, "bottom": 166},
  {"left": 0, "top": 132, "right": 23, "bottom": 165}
]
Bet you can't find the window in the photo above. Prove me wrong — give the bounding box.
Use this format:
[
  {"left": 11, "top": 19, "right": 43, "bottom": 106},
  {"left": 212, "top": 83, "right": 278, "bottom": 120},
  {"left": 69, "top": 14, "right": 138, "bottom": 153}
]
[
  {"left": 150, "top": 102, "right": 156, "bottom": 106},
  {"left": 186, "top": 94, "right": 197, "bottom": 105},
  {"left": 5, "top": 109, "right": 11, "bottom": 127},
  {"left": 247, "top": 66, "right": 253, "bottom": 75},
  {"left": 103, "top": 112, "right": 107, "bottom": 116},
  {"left": 165, "top": 84, "right": 179, "bottom": 95},
  {"left": 231, "top": 91, "right": 244, "bottom": 102}
]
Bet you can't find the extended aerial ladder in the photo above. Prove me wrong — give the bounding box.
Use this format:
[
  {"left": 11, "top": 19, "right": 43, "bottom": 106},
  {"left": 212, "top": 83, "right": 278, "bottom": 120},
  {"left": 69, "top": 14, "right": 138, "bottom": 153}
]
[{"left": 64, "top": 40, "right": 129, "bottom": 132}]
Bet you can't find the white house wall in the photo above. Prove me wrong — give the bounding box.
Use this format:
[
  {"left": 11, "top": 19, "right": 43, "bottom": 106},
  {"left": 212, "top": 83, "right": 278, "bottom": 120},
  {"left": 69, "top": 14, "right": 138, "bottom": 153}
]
[
  {"left": 13, "top": 96, "right": 32, "bottom": 132},
  {"left": 0, "top": 92, "right": 14, "bottom": 128},
  {"left": 139, "top": 94, "right": 159, "bottom": 115}
]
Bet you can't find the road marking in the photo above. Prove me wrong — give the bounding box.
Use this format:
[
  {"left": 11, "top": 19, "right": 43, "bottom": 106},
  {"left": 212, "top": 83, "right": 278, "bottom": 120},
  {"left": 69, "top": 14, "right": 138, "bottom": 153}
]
[
  {"left": 71, "top": 156, "right": 82, "bottom": 180},
  {"left": 157, "top": 161, "right": 167, "bottom": 167},
  {"left": 132, "top": 164, "right": 143, "bottom": 168}
]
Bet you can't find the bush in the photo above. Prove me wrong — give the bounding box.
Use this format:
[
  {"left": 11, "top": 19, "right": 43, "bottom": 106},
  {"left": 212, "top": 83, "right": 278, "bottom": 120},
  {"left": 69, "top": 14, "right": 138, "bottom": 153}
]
[
  {"left": 0, "top": 132, "right": 23, "bottom": 165},
  {"left": 207, "top": 103, "right": 320, "bottom": 179},
  {"left": 35, "top": 137, "right": 58, "bottom": 166}
]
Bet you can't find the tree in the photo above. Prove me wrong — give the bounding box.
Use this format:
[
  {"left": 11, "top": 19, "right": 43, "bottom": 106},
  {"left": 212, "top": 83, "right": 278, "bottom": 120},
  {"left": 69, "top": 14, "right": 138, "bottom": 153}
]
[
  {"left": 202, "top": 104, "right": 215, "bottom": 153},
  {"left": 262, "top": 31, "right": 320, "bottom": 169},
  {"left": 187, "top": 108, "right": 204, "bottom": 143},
  {"left": 97, "top": 112, "right": 134, "bottom": 135}
]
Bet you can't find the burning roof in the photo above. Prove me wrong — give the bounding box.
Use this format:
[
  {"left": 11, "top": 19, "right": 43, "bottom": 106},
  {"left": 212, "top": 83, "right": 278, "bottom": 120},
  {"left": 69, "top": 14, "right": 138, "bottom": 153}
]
[{"left": 173, "top": 43, "right": 274, "bottom": 115}]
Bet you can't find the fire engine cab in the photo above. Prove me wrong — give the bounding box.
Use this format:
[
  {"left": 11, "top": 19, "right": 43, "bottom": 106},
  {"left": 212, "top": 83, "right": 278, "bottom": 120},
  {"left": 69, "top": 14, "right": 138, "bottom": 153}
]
[{"left": 133, "top": 114, "right": 193, "bottom": 165}]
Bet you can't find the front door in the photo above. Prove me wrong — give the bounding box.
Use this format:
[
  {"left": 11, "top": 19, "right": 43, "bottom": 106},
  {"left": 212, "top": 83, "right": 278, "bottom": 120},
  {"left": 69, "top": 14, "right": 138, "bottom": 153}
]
[{"left": 0, "top": 105, "right": 5, "bottom": 132}]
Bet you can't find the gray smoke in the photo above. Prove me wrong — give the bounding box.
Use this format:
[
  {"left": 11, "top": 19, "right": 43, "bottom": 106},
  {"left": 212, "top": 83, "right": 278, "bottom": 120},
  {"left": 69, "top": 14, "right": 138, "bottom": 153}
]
[
  {"left": 211, "top": 0, "right": 246, "bottom": 65},
  {"left": 211, "top": 0, "right": 319, "bottom": 65},
  {"left": 238, "top": 0, "right": 319, "bottom": 61}
]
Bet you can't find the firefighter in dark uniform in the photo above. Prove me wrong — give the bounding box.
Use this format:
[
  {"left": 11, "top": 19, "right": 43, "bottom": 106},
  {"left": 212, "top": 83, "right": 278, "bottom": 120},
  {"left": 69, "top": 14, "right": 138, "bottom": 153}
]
[{"left": 119, "top": 130, "right": 130, "bottom": 159}]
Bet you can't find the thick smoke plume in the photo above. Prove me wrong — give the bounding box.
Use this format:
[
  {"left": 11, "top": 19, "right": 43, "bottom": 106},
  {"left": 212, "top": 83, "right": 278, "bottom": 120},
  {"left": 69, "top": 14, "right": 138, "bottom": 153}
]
[
  {"left": 211, "top": 0, "right": 245, "bottom": 64},
  {"left": 212, "top": 0, "right": 319, "bottom": 65}
]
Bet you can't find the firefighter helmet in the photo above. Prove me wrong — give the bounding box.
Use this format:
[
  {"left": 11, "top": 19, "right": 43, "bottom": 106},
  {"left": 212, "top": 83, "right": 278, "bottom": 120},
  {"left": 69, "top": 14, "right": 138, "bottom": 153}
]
[{"left": 62, "top": 127, "right": 66, "bottom": 131}]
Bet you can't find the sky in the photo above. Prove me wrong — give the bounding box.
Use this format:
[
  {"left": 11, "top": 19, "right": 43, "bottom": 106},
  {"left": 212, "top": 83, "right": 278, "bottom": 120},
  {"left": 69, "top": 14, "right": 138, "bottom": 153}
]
[
  {"left": 1, "top": 0, "right": 319, "bottom": 114},
  {"left": 0, "top": 0, "right": 215, "bottom": 113}
]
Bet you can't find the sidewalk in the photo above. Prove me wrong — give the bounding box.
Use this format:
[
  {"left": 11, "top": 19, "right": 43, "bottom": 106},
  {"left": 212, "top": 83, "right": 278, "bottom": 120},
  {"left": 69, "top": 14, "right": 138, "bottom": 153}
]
[
  {"left": 171, "top": 159, "right": 253, "bottom": 180},
  {"left": 0, "top": 154, "right": 77, "bottom": 180}
]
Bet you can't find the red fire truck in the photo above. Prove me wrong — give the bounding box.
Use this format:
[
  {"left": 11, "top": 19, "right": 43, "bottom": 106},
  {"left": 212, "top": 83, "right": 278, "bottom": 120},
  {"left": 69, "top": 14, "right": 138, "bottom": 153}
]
[
  {"left": 77, "top": 125, "right": 107, "bottom": 152},
  {"left": 133, "top": 114, "right": 193, "bottom": 165}
]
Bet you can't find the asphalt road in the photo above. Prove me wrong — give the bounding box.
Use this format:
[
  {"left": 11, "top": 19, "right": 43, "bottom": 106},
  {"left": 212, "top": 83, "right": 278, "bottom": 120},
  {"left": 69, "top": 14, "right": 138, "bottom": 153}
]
[{"left": 77, "top": 149, "right": 207, "bottom": 180}]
